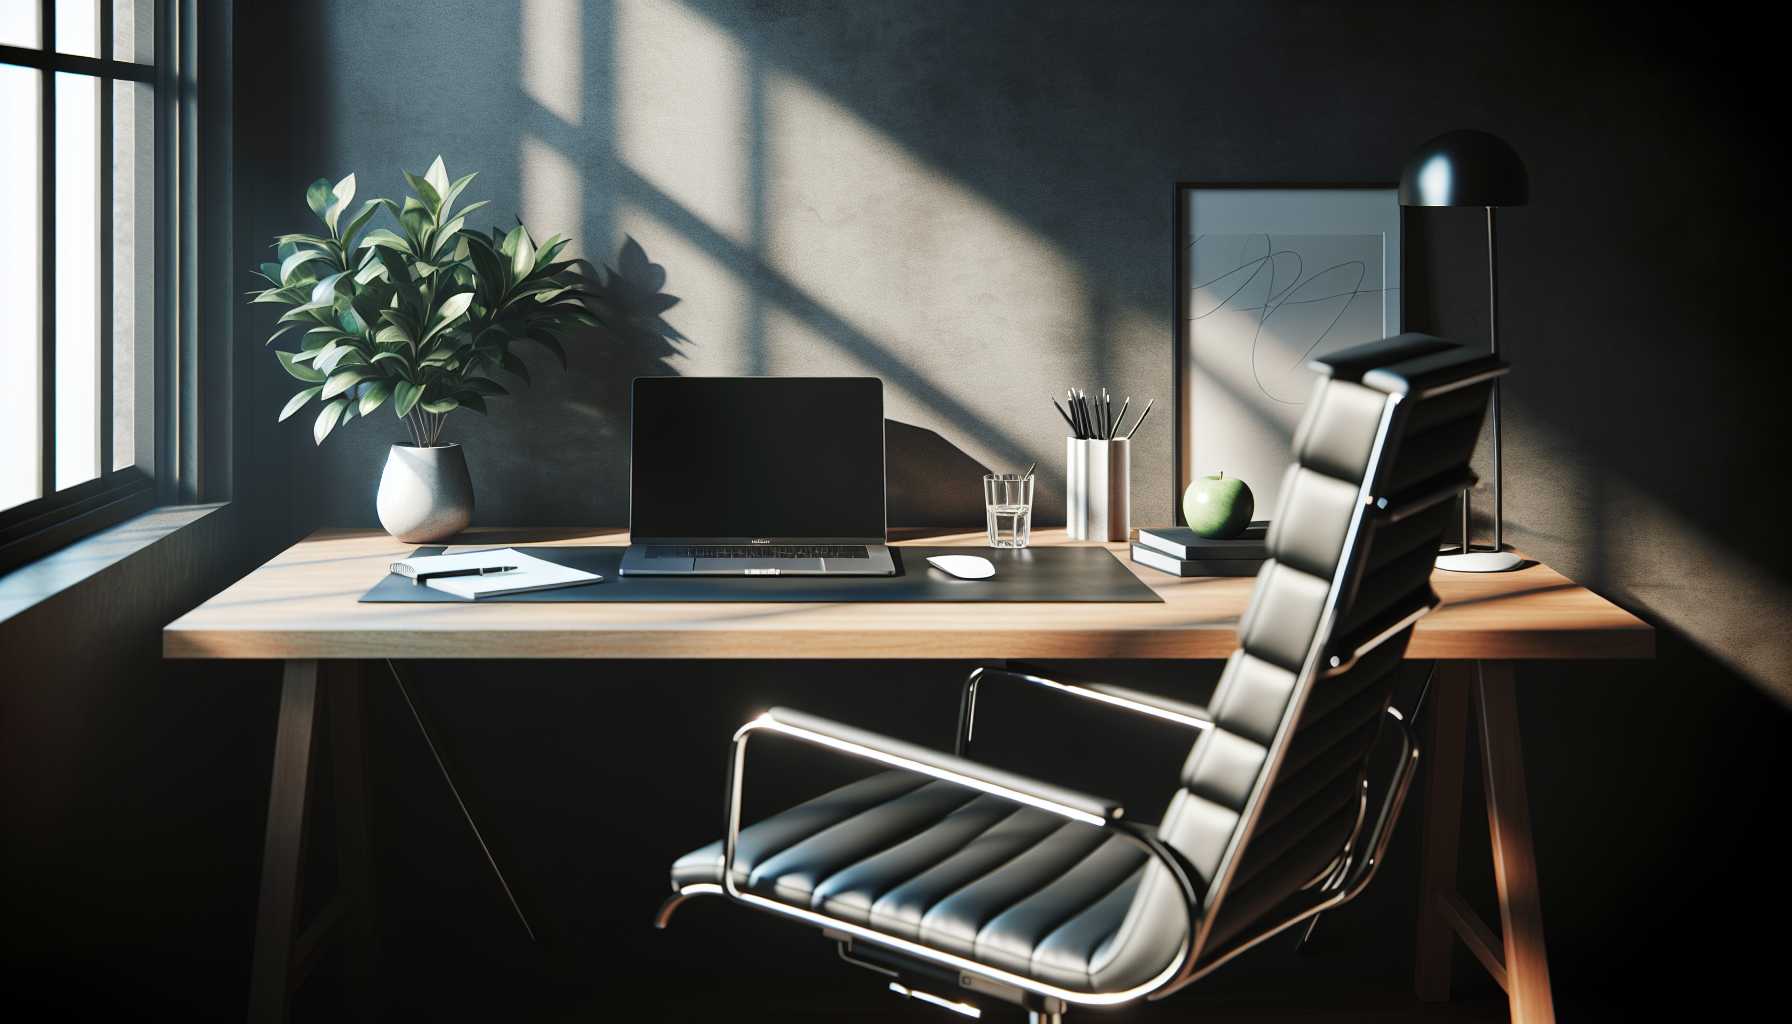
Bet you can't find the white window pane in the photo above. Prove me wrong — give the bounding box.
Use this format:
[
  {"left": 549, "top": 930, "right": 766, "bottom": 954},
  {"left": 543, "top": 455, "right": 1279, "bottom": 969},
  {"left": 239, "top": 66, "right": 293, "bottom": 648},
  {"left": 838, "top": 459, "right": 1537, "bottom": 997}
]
[
  {"left": 1, "top": 0, "right": 40, "bottom": 48},
  {"left": 55, "top": 72, "right": 99, "bottom": 490},
  {"left": 55, "top": 0, "right": 99, "bottom": 57},
  {"left": 112, "top": 0, "right": 152, "bottom": 63},
  {"left": 0, "top": 65, "right": 40, "bottom": 511},
  {"left": 113, "top": 79, "right": 153, "bottom": 470}
]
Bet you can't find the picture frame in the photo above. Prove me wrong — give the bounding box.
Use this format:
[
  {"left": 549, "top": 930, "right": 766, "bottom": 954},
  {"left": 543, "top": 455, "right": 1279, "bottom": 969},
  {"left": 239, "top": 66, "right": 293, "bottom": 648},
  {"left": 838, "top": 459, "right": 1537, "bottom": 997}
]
[{"left": 1172, "top": 184, "right": 1404, "bottom": 522}]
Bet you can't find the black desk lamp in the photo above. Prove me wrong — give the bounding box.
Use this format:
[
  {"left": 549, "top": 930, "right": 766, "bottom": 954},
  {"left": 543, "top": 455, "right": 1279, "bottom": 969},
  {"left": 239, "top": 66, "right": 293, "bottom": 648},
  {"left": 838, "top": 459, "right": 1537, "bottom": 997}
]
[{"left": 1400, "top": 130, "right": 1528, "bottom": 573}]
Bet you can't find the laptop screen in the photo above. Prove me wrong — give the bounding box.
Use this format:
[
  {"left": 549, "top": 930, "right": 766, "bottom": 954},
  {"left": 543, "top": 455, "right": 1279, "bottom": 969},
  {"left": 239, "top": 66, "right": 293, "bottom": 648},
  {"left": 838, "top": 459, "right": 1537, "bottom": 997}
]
[{"left": 629, "top": 377, "right": 886, "bottom": 540}]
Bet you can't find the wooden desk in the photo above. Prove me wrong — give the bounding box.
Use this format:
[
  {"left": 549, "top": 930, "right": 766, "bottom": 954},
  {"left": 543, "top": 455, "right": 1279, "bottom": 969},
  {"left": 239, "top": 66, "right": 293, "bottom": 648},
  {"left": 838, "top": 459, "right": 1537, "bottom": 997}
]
[{"left": 166, "top": 527, "right": 1652, "bottom": 1023}]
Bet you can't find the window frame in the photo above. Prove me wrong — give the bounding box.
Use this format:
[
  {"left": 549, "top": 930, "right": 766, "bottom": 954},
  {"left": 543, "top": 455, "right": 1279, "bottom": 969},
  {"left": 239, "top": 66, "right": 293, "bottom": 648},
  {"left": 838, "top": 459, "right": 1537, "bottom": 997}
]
[{"left": 0, "top": 1, "right": 181, "bottom": 573}]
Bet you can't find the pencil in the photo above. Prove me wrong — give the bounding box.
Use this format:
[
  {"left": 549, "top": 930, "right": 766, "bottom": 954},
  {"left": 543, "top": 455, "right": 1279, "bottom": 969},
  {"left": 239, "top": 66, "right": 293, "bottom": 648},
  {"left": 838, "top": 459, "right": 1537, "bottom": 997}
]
[
  {"left": 1124, "top": 398, "right": 1155, "bottom": 439},
  {"left": 1052, "top": 397, "right": 1078, "bottom": 435}
]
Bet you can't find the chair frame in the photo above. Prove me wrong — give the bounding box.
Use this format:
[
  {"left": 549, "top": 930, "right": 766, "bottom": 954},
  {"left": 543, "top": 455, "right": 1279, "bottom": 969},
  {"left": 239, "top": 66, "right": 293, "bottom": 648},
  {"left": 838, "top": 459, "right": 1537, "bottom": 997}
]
[{"left": 657, "top": 360, "right": 1503, "bottom": 1018}]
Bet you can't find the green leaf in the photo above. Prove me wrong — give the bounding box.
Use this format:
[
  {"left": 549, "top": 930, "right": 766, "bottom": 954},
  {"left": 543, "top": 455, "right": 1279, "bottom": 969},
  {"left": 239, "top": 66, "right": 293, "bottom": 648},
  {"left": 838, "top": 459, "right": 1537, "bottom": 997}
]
[
  {"left": 325, "top": 173, "right": 356, "bottom": 233},
  {"left": 374, "top": 324, "right": 410, "bottom": 348},
  {"left": 280, "top": 248, "right": 331, "bottom": 284},
  {"left": 432, "top": 215, "right": 466, "bottom": 256},
  {"left": 314, "top": 344, "right": 367, "bottom": 375},
  {"left": 309, "top": 271, "right": 349, "bottom": 306},
  {"left": 435, "top": 290, "right": 474, "bottom": 327},
  {"left": 394, "top": 380, "right": 425, "bottom": 417},
  {"left": 275, "top": 232, "right": 333, "bottom": 248},
  {"left": 262, "top": 323, "right": 301, "bottom": 347},
  {"left": 359, "top": 228, "right": 413, "bottom": 255},
  {"left": 425, "top": 156, "right": 449, "bottom": 200},
  {"left": 353, "top": 259, "right": 388, "bottom": 286},
  {"left": 278, "top": 385, "right": 322, "bottom": 422},
  {"left": 370, "top": 350, "right": 413, "bottom": 372},
  {"left": 321, "top": 369, "right": 365, "bottom": 400},
  {"left": 507, "top": 227, "right": 534, "bottom": 282},
  {"left": 533, "top": 234, "right": 568, "bottom": 272},
  {"left": 313, "top": 399, "right": 348, "bottom": 445},
  {"left": 338, "top": 198, "right": 382, "bottom": 250},
  {"left": 358, "top": 380, "right": 391, "bottom": 416},
  {"left": 420, "top": 398, "right": 460, "bottom": 415},
  {"left": 403, "top": 169, "right": 441, "bottom": 215},
  {"left": 277, "top": 350, "right": 326, "bottom": 382},
  {"left": 463, "top": 377, "right": 509, "bottom": 396},
  {"left": 438, "top": 171, "right": 477, "bottom": 221},
  {"left": 465, "top": 236, "right": 505, "bottom": 301},
  {"left": 452, "top": 393, "right": 488, "bottom": 414},
  {"left": 305, "top": 178, "right": 333, "bottom": 220}
]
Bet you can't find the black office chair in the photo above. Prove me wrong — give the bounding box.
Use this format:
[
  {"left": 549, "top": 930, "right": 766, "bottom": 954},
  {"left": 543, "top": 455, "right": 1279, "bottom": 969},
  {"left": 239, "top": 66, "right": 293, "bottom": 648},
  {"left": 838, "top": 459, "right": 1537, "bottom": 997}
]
[{"left": 656, "top": 334, "right": 1504, "bottom": 1021}]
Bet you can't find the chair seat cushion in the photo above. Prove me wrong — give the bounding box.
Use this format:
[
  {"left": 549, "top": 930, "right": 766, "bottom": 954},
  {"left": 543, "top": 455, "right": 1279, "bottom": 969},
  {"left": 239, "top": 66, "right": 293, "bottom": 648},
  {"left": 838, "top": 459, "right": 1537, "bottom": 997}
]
[{"left": 671, "top": 771, "right": 1190, "bottom": 994}]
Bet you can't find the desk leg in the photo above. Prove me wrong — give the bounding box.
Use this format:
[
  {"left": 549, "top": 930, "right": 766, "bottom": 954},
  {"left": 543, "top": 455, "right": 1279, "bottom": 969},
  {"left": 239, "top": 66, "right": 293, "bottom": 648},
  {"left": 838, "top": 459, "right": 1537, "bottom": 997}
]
[
  {"left": 1413, "top": 661, "right": 1557, "bottom": 1024},
  {"left": 249, "top": 659, "right": 321, "bottom": 1024},
  {"left": 1476, "top": 662, "right": 1556, "bottom": 1024},
  {"left": 1414, "top": 661, "right": 1470, "bottom": 1001},
  {"left": 328, "top": 662, "right": 380, "bottom": 1016},
  {"left": 249, "top": 660, "right": 381, "bottom": 1024}
]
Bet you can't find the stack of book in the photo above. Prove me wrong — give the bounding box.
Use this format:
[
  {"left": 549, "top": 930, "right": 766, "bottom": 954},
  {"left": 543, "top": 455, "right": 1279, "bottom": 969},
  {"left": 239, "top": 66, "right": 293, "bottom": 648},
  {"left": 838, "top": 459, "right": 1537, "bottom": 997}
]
[{"left": 1130, "top": 522, "right": 1270, "bottom": 577}]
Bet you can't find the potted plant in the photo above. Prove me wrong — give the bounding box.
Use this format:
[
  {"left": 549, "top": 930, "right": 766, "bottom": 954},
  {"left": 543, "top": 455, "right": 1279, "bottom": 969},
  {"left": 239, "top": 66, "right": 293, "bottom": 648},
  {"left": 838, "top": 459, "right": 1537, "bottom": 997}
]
[{"left": 250, "top": 157, "right": 596, "bottom": 542}]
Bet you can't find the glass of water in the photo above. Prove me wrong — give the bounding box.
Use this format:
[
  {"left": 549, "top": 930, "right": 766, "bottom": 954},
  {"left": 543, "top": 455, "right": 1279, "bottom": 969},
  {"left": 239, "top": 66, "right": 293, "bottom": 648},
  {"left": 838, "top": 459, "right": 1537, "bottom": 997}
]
[{"left": 983, "top": 474, "right": 1034, "bottom": 549}]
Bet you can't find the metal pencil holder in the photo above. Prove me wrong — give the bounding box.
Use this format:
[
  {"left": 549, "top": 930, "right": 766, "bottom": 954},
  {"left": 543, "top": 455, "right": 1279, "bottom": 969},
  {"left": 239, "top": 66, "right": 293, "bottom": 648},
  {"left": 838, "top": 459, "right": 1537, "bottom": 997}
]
[{"left": 1066, "top": 436, "right": 1130, "bottom": 541}]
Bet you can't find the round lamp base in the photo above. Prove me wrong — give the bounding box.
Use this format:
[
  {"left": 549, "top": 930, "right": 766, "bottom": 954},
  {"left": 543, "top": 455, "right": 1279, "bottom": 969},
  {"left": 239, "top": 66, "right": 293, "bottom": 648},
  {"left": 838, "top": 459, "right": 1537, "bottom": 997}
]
[{"left": 1436, "top": 548, "right": 1525, "bottom": 573}]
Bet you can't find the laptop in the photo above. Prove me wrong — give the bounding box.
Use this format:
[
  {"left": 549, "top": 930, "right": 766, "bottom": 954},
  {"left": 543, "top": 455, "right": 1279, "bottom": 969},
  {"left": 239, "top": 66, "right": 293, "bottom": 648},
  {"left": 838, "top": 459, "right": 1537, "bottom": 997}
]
[{"left": 619, "top": 377, "right": 898, "bottom": 576}]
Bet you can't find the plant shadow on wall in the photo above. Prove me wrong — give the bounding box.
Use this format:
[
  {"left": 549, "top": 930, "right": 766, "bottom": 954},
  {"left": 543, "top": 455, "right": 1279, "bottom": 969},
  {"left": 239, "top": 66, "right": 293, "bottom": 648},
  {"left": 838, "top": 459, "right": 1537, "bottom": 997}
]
[{"left": 250, "top": 157, "right": 686, "bottom": 532}]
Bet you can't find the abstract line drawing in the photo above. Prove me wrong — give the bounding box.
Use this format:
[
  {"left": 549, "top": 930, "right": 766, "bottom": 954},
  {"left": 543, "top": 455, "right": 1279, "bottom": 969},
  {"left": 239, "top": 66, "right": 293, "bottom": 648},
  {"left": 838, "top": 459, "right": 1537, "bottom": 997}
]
[{"left": 1188, "top": 233, "right": 1395, "bottom": 405}]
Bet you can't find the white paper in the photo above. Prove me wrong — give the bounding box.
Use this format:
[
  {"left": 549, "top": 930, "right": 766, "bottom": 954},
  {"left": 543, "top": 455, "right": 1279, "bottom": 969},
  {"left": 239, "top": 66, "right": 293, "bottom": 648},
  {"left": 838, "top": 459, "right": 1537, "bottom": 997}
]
[{"left": 390, "top": 548, "right": 602, "bottom": 600}]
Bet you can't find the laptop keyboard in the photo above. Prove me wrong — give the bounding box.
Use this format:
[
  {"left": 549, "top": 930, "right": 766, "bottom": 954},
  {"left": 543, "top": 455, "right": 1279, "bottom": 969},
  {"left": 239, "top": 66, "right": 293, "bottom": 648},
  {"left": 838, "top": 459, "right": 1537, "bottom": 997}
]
[{"left": 647, "top": 545, "right": 869, "bottom": 559}]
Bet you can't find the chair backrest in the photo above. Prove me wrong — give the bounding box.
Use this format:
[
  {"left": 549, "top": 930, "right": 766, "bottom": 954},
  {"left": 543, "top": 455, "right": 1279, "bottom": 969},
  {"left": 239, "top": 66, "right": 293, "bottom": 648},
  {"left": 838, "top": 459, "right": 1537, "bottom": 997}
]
[{"left": 1109, "top": 334, "right": 1502, "bottom": 982}]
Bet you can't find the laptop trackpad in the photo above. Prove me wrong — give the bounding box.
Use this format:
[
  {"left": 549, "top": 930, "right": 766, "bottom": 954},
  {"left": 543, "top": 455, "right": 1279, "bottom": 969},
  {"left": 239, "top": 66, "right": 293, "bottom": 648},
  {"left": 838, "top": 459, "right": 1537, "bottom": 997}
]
[{"left": 694, "top": 558, "right": 825, "bottom": 573}]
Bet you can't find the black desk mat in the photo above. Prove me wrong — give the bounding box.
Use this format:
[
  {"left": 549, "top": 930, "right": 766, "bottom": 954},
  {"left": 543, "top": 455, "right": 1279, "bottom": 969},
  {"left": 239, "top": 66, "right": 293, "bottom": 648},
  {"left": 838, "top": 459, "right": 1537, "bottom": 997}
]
[{"left": 358, "top": 545, "right": 1161, "bottom": 604}]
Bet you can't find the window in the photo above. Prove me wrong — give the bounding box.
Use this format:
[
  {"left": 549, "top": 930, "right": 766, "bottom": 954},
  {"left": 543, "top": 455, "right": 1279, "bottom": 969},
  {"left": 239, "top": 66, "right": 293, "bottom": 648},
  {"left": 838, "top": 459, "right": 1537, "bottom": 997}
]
[{"left": 1, "top": 2, "right": 170, "bottom": 569}]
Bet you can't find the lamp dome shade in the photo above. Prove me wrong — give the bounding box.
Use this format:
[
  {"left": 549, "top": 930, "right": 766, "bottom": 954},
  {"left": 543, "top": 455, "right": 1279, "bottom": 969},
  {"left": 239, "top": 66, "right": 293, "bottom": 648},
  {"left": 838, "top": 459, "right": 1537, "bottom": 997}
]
[{"left": 1398, "top": 130, "right": 1529, "bottom": 207}]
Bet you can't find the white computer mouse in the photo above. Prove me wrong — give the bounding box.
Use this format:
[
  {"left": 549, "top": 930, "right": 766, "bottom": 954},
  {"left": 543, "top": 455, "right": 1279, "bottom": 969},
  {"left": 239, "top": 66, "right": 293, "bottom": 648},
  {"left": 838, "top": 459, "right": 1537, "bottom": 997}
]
[{"left": 926, "top": 555, "right": 996, "bottom": 580}]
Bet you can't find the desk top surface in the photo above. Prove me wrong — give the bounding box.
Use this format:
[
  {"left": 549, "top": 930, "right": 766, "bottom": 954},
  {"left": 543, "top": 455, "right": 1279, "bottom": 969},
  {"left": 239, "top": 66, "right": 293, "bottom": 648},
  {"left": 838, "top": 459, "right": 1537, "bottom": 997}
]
[{"left": 163, "top": 527, "right": 1653, "bottom": 661}]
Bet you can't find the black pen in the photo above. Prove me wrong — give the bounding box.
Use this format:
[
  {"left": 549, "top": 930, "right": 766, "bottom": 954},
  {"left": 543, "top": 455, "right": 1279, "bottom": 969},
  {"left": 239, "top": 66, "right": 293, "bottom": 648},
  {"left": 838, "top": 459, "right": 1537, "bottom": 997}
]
[{"left": 415, "top": 565, "right": 518, "bottom": 584}]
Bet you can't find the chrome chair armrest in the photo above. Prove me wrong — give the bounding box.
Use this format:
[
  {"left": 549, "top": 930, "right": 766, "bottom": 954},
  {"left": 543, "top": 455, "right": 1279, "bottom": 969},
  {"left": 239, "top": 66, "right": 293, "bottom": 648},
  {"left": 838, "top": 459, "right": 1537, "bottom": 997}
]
[
  {"left": 719, "top": 707, "right": 1205, "bottom": 999},
  {"left": 957, "top": 667, "right": 1212, "bottom": 755}
]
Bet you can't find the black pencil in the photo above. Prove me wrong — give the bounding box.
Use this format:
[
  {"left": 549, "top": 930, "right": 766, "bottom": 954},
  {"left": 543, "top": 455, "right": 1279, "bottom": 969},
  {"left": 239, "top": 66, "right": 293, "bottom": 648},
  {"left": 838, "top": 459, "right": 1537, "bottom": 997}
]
[
  {"left": 1052, "top": 397, "right": 1078, "bottom": 435},
  {"left": 1112, "top": 396, "right": 1131, "bottom": 439},
  {"left": 1124, "top": 398, "right": 1155, "bottom": 439}
]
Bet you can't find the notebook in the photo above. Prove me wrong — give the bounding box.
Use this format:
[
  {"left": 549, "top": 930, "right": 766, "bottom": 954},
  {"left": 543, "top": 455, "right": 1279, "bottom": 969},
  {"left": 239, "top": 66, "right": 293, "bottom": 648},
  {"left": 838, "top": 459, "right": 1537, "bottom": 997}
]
[
  {"left": 1135, "top": 521, "right": 1270, "bottom": 561},
  {"left": 388, "top": 548, "right": 602, "bottom": 599}
]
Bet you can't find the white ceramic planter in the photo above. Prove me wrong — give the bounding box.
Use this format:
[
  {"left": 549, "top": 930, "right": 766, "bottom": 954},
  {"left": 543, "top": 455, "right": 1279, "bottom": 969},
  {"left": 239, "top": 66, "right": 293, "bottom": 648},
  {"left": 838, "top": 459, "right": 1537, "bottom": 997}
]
[{"left": 376, "top": 443, "right": 473, "bottom": 543}]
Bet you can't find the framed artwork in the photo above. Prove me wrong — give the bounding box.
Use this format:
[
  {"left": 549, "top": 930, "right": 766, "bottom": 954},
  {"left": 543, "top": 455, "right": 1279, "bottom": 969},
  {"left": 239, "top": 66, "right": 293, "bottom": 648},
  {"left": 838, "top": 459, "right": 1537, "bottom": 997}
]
[{"left": 1172, "top": 184, "right": 1402, "bottom": 522}]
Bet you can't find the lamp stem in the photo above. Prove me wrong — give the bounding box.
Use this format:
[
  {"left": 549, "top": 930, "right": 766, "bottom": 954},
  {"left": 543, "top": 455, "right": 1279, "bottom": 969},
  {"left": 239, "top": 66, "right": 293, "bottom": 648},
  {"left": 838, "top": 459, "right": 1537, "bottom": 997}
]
[{"left": 1487, "top": 205, "right": 1503, "bottom": 554}]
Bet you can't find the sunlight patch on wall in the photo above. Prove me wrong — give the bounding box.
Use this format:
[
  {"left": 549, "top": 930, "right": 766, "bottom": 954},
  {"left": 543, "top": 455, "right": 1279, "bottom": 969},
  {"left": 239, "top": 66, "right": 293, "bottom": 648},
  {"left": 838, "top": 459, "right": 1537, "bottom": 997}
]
[
  {"left": 520, "top": 135, "right": 583, "bottom": 258},
  {"left": 616, "top": 200, "right": 745, "bottom": 375},
  {"left": 615, "top": 0, "right": 751, "bottom": 245},
  {"left": 762, "top": 71, "right": 1087, "bottom": 455},
  {"left": 521, "top": 0, "right": 581, "bottom": 126}
]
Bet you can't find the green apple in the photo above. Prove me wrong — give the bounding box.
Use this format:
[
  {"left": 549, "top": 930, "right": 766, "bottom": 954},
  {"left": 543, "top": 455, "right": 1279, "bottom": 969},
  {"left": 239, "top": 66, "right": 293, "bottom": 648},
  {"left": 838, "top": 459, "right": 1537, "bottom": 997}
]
[{"left": 1183, "top": 472, "right": 1255, "bottom": 539}]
